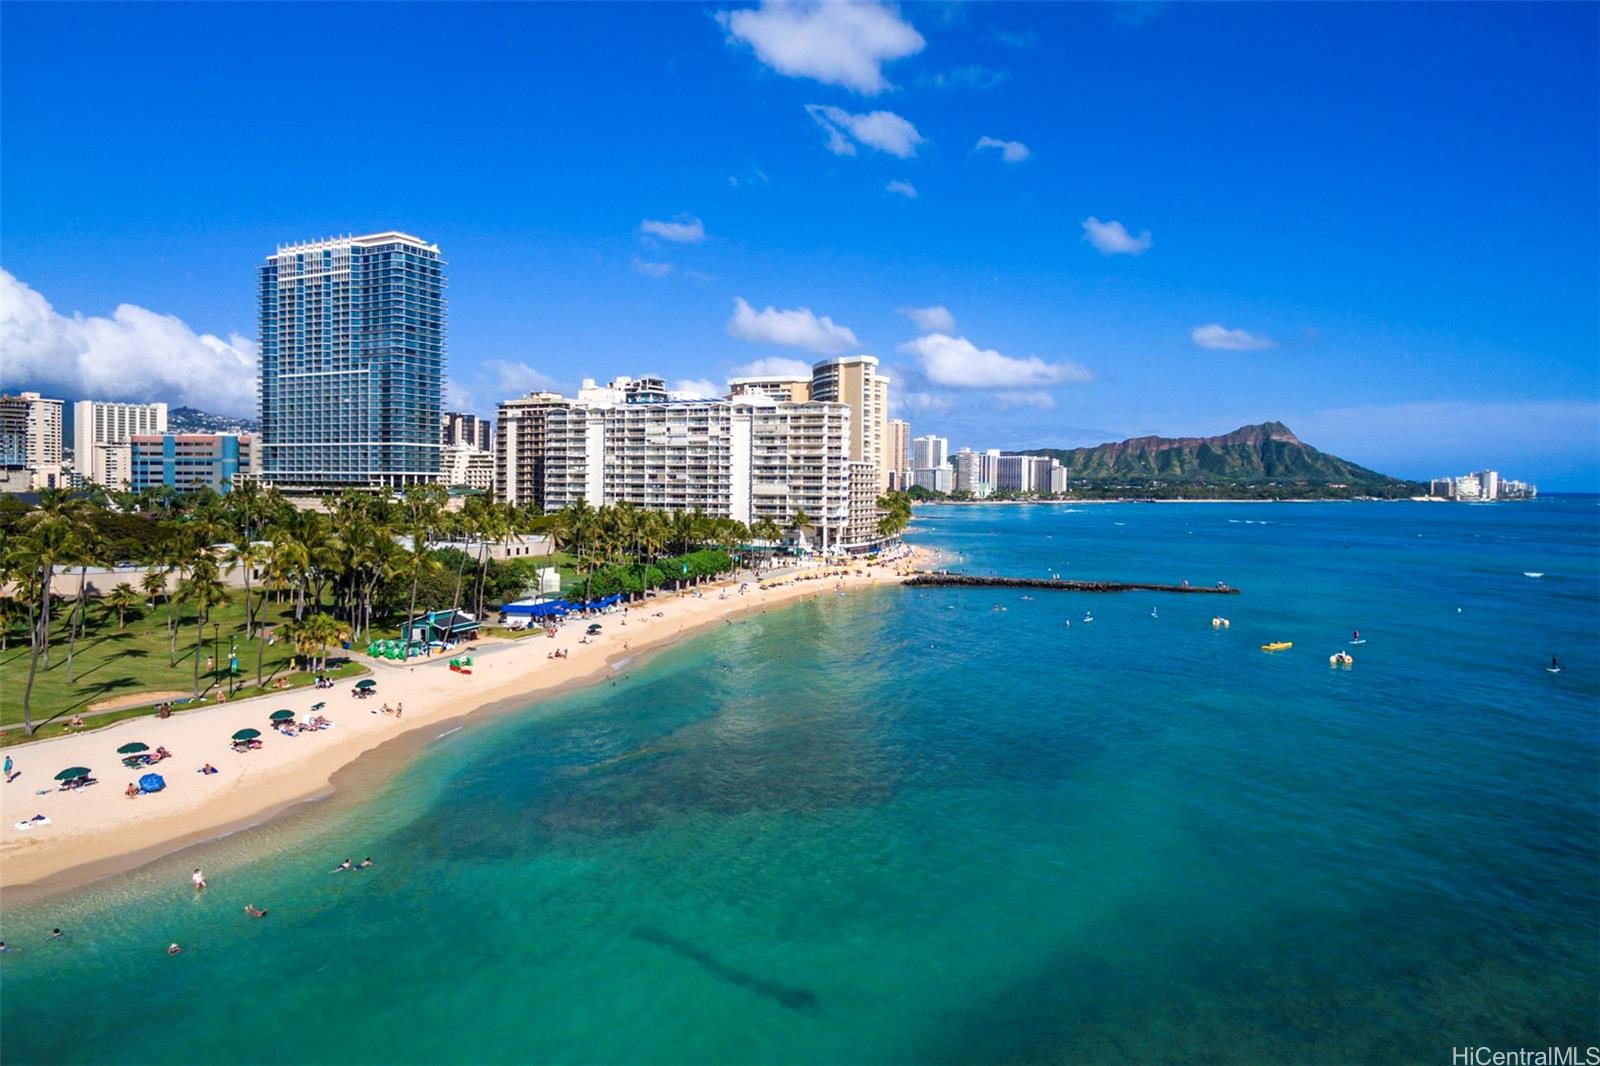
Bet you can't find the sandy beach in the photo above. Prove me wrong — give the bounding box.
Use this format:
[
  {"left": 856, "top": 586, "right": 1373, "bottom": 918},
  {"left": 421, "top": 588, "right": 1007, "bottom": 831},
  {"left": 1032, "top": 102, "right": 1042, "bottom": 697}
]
[{"left": 0, "top": 551, "right": 927, "bottom": 899}]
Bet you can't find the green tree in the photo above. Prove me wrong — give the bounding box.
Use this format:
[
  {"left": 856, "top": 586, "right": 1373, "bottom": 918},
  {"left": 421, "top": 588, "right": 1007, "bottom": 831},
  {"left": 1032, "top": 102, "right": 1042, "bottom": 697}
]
[
  {"left": 176, "top": 552, "right": 229, "bottom": 698},
  {"left": 12, "top": 490, "right": 92, "bottom": 734},
  {"left": 105, "top": 581, "right": 142, "bottom": 629}
]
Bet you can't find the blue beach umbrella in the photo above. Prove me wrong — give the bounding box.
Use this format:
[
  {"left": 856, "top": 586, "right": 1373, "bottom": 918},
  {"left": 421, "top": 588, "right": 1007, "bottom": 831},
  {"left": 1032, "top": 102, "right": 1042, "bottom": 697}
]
[{"left": 138, "top": 773, "right": 165, "bottom": 792}]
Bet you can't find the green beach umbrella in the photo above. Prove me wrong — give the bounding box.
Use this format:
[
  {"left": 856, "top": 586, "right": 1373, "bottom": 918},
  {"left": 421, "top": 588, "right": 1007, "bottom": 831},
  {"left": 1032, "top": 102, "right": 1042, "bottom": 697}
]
[
  {"left": 55, "top": 766, "right": 92, "bottom": 781},
  {"left": 231, "top": 728, "right": 261, "bottom": 741},
  {"left": 355, "top": 679, "right": 377, "bottom": 689},
  {"left": 116, "top": 742, "right": 149, "bottom": 754},
  {"left": 269, "top": 710, "right": 295, "bottom": 721}
]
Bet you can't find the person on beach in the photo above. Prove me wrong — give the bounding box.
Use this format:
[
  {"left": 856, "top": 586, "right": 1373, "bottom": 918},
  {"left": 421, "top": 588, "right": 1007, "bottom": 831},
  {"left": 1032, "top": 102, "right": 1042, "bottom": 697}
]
[
  {"left": 126, "top": 782, "right": 140, "bottom": 798},
  {"left": 332, "top": 858, "right": 352, "bottom": 873},
  {"left": 395, "top": 704, "right": 403, "bottom": 719},
  {"left": 4, "top": 755, "right": 16, "bottom": 782},
  {"left": 193, "top": 868, "right": 207, "bottom": 890}
]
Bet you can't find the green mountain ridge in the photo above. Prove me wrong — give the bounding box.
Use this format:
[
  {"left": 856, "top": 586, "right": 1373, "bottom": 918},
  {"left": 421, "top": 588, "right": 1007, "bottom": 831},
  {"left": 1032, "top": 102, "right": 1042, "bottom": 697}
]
[{"left": 1014, "top": 422, "right": 1420, "bottom": 496}]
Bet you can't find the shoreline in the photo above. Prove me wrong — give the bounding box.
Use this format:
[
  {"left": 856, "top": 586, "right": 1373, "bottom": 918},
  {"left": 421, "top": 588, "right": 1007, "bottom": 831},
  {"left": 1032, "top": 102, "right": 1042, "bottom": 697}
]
[{"left": 0, "top": 551, "right": 928, "bottom": 903}]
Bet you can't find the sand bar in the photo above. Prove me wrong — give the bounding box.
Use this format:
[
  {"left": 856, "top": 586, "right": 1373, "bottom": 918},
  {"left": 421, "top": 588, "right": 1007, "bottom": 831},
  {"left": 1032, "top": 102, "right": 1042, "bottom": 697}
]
[{"left": 1, "top": 552, "right": 926, "bottom": 899}]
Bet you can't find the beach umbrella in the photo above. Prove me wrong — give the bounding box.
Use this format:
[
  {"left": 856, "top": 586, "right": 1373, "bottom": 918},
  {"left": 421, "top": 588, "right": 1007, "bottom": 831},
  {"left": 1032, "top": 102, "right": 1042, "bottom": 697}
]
[
  {"left": 269, "top": 709, "right": 295, "bottom": 721},
  {"left": 231, "top": 728, "right": 261, "bottom": 741},
  {"left": 355, "top": 679, "right": 377, "bottom": 690},
  {"left": 117, "top": 742, "right": 150, "bottom": 754},
  {"left": 54, "top": 766, "right": 91, "bottom": 781},
  {"left": 138, "top": 773, "right": 165, "bottom": 792}
]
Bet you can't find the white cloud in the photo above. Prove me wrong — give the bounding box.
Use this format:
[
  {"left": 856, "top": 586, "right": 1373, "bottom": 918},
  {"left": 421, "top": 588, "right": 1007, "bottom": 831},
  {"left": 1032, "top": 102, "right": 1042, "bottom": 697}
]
[
  {"left": 443, "top": 378, "right": 476, "bottom": 413},
  {"left": 899, "top": 305, "right": 956, "bottom": 333},
  {"left": 893, "top": 390, "right": 953, "bottom": 415},
  {"left": 995, "top": 391, "right": 1055, "bottom": 409},
  {"left": 886, "top": 179, "right": 919, "bottom": 199},
  {"left": 806, "top": 104, "right": 924, "bottom": 158},
  {"left": 1082, "top": 216, "right": 1153, "bottom": 255},
  {"left": 919, "top": 65, "right": 1009, "bottom": 91},
  {"left": 639, "top": 215, "right": 706, "bottom": 243},
  {"left": 670, "top": 378, "right": 722, "bottom": 400},
  {"left": 730, "top": 356, "right": 815, "bottom": 378},
  {"left": 0, "top": 269, "right": 258, "bottom": 416},
  {"left": 716, "top": 0, "right": 925, "bottom": 95},
  {"left": 727, "top": 296, "right": 860, "bottom": 354},
  {"left": 975, "top": 135, "right": 1030, "bottom": 162},
  {"left": 632, "top": 257, "right": 675, "bottom": 278},
  {"left": 1191, "top": 323, "right": 1276, "bottom": 351},
  {"left": 898, "top": 332, "right": 1092, "bottom": 389},
  {"left": 488, "top": 360, "right": 561, "bottom": 396}
]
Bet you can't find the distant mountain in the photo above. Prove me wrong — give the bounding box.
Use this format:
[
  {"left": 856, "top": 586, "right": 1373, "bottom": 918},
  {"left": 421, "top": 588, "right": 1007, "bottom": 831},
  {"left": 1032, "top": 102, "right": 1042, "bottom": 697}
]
[
  {"left": 1018, "top": 422, "right": 1421, "bottom": 498},
  {"left": 168, "top": 406, "right": 259, "bottom": 434}
]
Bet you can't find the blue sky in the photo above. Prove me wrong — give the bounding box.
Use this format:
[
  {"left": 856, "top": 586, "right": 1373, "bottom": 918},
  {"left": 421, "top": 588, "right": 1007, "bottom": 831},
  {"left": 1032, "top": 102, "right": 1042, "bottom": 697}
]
[{"left": 2, "top": 1, "right": 1596, "bottom": 487}]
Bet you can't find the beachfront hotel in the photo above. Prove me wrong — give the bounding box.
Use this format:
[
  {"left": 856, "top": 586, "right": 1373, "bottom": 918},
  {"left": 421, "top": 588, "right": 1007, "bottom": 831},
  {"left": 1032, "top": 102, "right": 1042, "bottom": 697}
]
[
  {"left": 495, "top": 375, "right": 884, "bottom": 551},
  {"left": 73, "top": 399, "right": 168, "bottom": 489},
  {"left": 888, "top": 418, "right": 911, "bottom": 490},
  {"left": 257, "top": 232, "right": 446, "bottom": 493},
  {"left": 810, "top": 355, "right": 892, "bottom": 491}
]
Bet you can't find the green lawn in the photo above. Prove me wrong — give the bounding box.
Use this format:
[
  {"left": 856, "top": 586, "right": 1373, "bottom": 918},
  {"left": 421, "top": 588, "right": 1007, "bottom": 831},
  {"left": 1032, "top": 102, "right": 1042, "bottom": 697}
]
[{"left": 0, "top": 594, "right": 366, "bottom": 739}]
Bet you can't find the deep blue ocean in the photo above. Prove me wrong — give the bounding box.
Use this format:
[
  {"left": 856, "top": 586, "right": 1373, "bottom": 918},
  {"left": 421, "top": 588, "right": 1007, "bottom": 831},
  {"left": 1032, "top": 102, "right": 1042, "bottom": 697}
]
[{"left": 3, "top": 499, "right": 1597, "bottom": 1064}]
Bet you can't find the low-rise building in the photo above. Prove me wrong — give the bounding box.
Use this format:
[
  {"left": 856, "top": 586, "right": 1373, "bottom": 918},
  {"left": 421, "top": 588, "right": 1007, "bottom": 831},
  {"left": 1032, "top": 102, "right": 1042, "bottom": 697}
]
[{"left": 130, "top": 433, "right": 257, "bottom": 494}]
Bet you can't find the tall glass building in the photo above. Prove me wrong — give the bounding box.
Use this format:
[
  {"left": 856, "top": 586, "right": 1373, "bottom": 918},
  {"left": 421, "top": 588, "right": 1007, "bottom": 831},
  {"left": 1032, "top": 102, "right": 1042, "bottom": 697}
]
[{"left": 258, "top": 232, "right": 445, "bottom": 491}]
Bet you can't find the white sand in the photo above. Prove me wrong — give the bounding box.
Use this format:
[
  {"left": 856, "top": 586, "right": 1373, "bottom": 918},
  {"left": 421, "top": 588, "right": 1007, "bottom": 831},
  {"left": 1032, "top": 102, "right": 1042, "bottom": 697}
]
[{"left": 0, "top": 553, "right": 926, "bottom": 895}]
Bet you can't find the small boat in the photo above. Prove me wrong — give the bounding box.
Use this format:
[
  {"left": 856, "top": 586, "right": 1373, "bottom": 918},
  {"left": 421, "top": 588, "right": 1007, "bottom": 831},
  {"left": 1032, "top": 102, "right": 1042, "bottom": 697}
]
[
  {"left": 1211, "top": 617, "right": 1230, "bottom": 628},
  {"left": 1329, "top": 651, "right": 1353, "bottom": 667},
  {"left": 1524, "top": 572, "right": 1544, "bottom": 578},
  {"left": 1261, "top": 641, "right": 1292, "bottom": 652}
]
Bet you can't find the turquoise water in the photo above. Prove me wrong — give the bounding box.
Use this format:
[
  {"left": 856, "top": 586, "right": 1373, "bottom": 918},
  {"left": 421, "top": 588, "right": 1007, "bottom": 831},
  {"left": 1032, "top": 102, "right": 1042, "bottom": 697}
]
[{"left": 3, "top": 500, "right": 1597, "bottom": 1064}]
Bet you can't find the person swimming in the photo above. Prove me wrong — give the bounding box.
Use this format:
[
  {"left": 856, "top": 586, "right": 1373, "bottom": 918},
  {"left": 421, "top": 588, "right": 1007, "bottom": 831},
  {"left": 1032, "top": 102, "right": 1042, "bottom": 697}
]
[
  {"left": 244, "top": 904, "right": 268, "bottom": 918},
  {"left": 331, "top": 858, "right": 352, "bottom": 873},
  {"left": 192, "top": 868, "right": 207, "bottom": 890},
  {"left": 167, "top": 943, "right": 181, "bottom": 955},
  {"left": 355, "top": 857, "right": 373, "bottom": 869}
]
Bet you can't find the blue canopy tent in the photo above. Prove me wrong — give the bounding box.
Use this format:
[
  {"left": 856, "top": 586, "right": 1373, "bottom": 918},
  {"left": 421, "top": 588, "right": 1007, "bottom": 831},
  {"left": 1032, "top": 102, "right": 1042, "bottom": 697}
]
[
  {"left": 501, "top": 599, "right": 572, "bottom": 619},
  {"left": 138, "top": 773, "right": 165, "bottom": 793}
]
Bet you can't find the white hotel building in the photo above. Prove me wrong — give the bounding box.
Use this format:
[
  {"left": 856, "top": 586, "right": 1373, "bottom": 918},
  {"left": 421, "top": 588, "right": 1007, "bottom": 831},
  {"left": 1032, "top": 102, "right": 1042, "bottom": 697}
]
[{"left": 497, "top": 375, "right": 884, "bottom": 551}]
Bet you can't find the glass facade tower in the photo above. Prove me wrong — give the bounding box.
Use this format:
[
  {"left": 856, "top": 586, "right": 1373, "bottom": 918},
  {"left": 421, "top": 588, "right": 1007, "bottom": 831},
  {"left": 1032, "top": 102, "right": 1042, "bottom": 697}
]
[{"left": 258, "top": 232, "right": 445, "bottom": 491}]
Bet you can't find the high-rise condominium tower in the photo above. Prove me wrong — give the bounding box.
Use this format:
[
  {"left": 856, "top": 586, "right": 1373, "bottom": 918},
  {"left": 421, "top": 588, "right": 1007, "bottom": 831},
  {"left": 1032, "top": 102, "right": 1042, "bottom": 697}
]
[
  {"left": 810, "top": 355, "right": 891, "bottom": 491},
  {"left": 258, "top": 232, "right": 445, "bottom": 492}
]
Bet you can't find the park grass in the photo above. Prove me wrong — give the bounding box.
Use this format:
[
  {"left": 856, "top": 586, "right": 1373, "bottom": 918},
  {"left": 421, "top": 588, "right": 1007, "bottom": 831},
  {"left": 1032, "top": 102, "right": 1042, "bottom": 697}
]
[{"left": 0, "top": 594, "right": 367, "bottom": 738}]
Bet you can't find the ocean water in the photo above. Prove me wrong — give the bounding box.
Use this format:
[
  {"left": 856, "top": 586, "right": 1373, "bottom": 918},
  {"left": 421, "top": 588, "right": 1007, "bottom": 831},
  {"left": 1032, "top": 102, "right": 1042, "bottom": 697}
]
[{"left": 3, "top": 500, "right": 1597, "bottom": 1065}]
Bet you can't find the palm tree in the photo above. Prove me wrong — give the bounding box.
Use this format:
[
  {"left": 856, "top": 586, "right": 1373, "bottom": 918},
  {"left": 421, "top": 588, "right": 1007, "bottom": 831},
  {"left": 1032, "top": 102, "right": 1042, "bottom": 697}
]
[
  {"left": 63, "top": 519, "right": 105, "bottom": 684},
  {"left": 105, "top": 582, "right": 141, "bottom": 629},
  {"left": 290, "top": 612, "right": 348, "bottom": 673},
  {"left": 752, "top": 517, "right": 783, "bottom": 570},
  {"left": 225, "top": 540, "right": 270, "bottom": 638},
  {"left": 12, "top": 490, "right": 91, "bottom": 734},
  {"left": 176, "top": 553, "right": 229, "bottom": 698},
  {"left": 788, "top": 507, "right": 813, "bottom": 552}
]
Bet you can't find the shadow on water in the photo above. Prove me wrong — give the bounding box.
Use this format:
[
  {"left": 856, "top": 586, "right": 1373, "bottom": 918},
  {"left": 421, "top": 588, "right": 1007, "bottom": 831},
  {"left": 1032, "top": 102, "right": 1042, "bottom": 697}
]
[{"left": 632, "top": 926, "right": 821, "bottom": 1013}]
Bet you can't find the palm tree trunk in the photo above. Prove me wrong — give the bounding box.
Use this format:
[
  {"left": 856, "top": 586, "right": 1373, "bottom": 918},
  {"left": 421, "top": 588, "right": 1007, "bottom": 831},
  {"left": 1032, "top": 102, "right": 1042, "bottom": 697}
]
[
  {"left": 20, "top": 570, "right": 52, "bottom": 735},
  {"left": 255, "top": 634, "right": 265, "bottom": 689},
  {"left": 193, "top": 617, "right": 203, "bottom": 697}
]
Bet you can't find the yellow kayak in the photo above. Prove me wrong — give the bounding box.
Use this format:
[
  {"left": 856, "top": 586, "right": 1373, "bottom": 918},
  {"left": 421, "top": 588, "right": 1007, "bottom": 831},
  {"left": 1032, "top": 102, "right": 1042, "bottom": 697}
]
[{"left": 1261, "top": 641, "right": 1293, "bottom": 652}]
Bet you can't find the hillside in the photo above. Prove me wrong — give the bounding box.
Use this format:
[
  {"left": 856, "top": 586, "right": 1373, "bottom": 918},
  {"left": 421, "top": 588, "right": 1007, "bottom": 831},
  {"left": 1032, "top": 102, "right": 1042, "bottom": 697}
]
[
  {"left": 1017, "top": 422, "right": 1421, "bottom": 499},
  {"left": 168, "top": 406, "right": 260, "bottom": 434}
]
